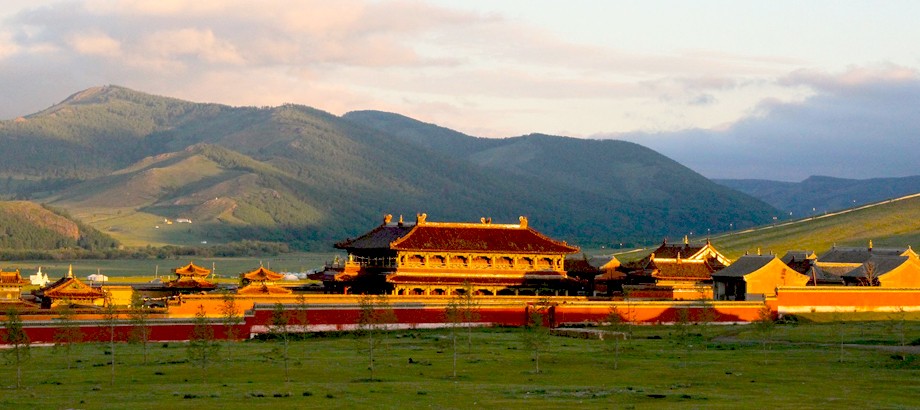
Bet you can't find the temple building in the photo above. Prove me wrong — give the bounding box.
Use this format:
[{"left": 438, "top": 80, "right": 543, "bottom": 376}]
[
  {"left": 329, "top": 214, "right": 580, "bottom": 295},
  {"left": 166, "top": 262, "right": 217, "bottom": 293},
  {"left": 237, "top": 265, "right": 292, "bottom": 295},
  {"left": 841, "top": 254, "right": 920, "bottom": 287},
  {"left": 0, "top": 269, "right": 28, "bottom": 302},
  {"left": 813, "top": 242, "right": 918, "bottom": 285},
  {"left": 712, "top": 254, "right": 809, "bottom": 300},
  {"left": 33, "top": 265, "right": 105, "bottom": 308},
  {"left": 627, "top": 237, "right": 730, "bottom": 300}
]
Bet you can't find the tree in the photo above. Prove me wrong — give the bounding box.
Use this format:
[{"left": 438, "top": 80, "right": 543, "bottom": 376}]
[
  {"left": 128, "top": 292, "right": 151, "bottom": 365},
  {"left": 295, "top": 294, "right": 310, "bottom": 361},
  {"left": 2, "top": 308, "right": 30, "bottom": 389},
  {"left": 754, "top": 305, "right": 775, "bottom": 365},
  {"left": 603, "top": 306, "right": 629, "bottom": 370},
  {"left": 268, "top": 302, "right": 292, "bottom": 382},
  {"left": 443, "top": 297, "right": 462, "bottom": 378},
  {"left": 860, "top": 262, "right": 880, "bottom": 286},
  {"left": 520, "top": 301, "right": 551, "bottom": 374},
  {"left": 218, "top": 290, "right": 243, "bottom": 361},
  {"left": 188, "top": 304, "right": 219, "bottom": 372},
  {"left": 888, "top": 307, "right": 908, "bottom": 361},
  {"left": 101, "top": 292, "right": 120, "bottom": 385},
  {"left": 458, "top": 282, "right": 481, "bottom": 353},
  {"left": 355, "top": 294, "right": 396, "bottom": 380},
  {"left": 52, "top": 298, "right": 83, "bottom": 369}
]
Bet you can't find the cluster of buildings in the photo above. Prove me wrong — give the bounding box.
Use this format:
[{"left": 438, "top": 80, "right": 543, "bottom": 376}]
[
  {"left": 317, "top": 214, "right": 920, "bottom": 301},
  {"left": 1, "top": 213, "right": 918, "bottom": 311},
  {"left": 0, "top": 262, "right": 293, "bottom": 310}
]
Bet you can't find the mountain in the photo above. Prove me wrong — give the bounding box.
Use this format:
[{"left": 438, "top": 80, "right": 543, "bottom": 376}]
[
  {"left": 0, "top": 201, "right": 118, "bottom": 251},
  {"left": 0, "top": 86, "right": 778, "bottom": 249},
  {"left": 714, "top": 175, "right": 920, "bottom": 217}
]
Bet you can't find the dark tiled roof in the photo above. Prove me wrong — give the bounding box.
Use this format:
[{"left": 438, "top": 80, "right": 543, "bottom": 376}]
[
  {"left": 650, "top": 242, "right": 705, "bottom": 259},
  {"left": 712, "top": 255, "right": 776, "bottom": 278},
  {"left": 650, "top": 260, "right": 714, "bottom": 280},
  {"left": 819, "top": 247, "right": 910, "bottom": 264},
  {"left": 391, "top": 225, "right": 578, "bottom": 254},
  {"left": 335, "top": 223, "right": 416, "bottom": 250},
  {"left": 842, "top": 255, "right": 912, "bottom": 278},
  {"left": 780, "top": 250, "right": 816, "bottom": 264},
  {"left": 805, "top": 267, "right": 845, "bottom": 284}
]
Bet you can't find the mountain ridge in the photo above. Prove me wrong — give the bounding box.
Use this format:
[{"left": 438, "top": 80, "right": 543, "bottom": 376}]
[{"left": 1, "top": 86, "right": 779, "bottom": 250}]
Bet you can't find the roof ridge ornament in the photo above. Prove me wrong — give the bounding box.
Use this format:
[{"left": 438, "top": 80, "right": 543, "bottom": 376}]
[
  {"left": 384, "top": 214, "right": 393, "bottom": 224},
  {"left": 519, "top": 215, "right": 528, "bottom": 229}
]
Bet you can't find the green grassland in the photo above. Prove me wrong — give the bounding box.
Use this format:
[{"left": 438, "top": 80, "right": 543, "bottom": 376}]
[{"left": 1, "top": 322, "right": 918, "bottom": 409}]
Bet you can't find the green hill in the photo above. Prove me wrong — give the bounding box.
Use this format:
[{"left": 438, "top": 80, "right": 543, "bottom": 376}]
[
  {"left": 715, "top": 175, "right": 920, "bottom": 216},
  {"left": 0, "top": 201, "right": 118, "bottom": 251},
  {"left": 707, "top": 193, "right": 920, "bottom": 260},
  {"left": 0, "top": 87, "right": 780, "bottom": 250}
]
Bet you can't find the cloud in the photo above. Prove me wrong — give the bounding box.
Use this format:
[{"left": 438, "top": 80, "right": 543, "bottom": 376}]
[
  {"left": 606, "top": 66, "right": 920, "bottom": 181},
  {"left": 0, "top": 0, "right": 801, "bottom": 128}
]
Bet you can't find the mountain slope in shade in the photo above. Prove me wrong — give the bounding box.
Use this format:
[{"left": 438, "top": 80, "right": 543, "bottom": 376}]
[
  {"left": 714, "top": 175, "right": 920, "bottom": 216},
  {"left": 0, "top": 201, "right": 118, "bottom": 250},
  {"left": 1, "top": 87, "right": 779, "bottom": 249}
]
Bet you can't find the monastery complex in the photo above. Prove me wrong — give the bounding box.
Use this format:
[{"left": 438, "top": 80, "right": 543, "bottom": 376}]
[{"left": 2, "top": 213, "right": 920, "bottom": 343}]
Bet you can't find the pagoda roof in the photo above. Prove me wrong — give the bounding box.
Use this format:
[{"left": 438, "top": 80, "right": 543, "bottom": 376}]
[
  {"left": 241, "top": 266, "right": 284, "bottom": 281},
  {"left": 237, "top": 283, "right": 292, "bottom": 295},
  {"left": 173, "top": 262, "right": 211, "bottom": 277},
  {"left": 0, "top": 270, "right": 28, "bottom": 285},
  {"left": 41, "top": 275, "right": 105, "bottom": 300},
  {"left": 640, "top": 238, "right": 730, "bottom": 268}
]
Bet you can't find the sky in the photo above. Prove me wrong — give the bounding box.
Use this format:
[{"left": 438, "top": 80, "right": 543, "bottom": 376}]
[{"left": 2, "top": 0, "right": 919, "bottom": 181}]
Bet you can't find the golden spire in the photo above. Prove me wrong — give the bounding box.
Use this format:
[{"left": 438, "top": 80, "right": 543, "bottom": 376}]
[{"left": 683, "top": 235, "right": 689, "bottom": 245}]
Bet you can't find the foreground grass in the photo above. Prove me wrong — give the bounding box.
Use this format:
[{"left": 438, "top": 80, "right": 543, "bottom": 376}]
[{"left": 1, "top": 323, "right": 918, "bottom": 409}]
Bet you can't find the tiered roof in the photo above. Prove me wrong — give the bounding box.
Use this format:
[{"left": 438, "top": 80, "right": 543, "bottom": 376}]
[
  {"left": 237, "top": 265, "right": 291, "bottom": 295},
  {"left": 173, "top": 262, "right": 212, "bottom": 277},
  {"left": 241, "top": 266, "right": 285, "bottom": 282},
  {"left": 167, "top": 262, "right": 216, "bottom": 289},
  {"left": 338, "top": 214, "right": 578, "bottom": 255},
  {"left": 392, "top": 216, "right": 578, "bottom": 254}
]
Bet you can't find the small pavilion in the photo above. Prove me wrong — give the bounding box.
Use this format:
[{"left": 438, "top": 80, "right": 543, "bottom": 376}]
[
  {"left": 238, "top": 265, "right": 292, "bottom": 295},
  {"left": 166, "top": 262, "right": 217, "bottom": 293}
]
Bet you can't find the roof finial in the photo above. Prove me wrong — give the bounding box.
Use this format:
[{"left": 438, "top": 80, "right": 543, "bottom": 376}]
[
  {"left": 757, "top": 247, "right": 762, "bottom": 256},
  {"left": 868, "top": 239, "right": 873, "bottom": 251},
  {"left": 67, "top": 264, "right": 73, "bottom": 279},
  {"left": 416, "top": 213, "right": 427, "bottom": 224},
  {"left": 519, "top": 216, "right": 528, "bottom": 229},
  {"left": 398, "top": 215, "right": 404, "bottom": 226},
  {"left": 683, "top": 235, "right": 689, "bottom": 245},
  {"left": 384, "top": 214, "right": 393, "bottom": 224}
]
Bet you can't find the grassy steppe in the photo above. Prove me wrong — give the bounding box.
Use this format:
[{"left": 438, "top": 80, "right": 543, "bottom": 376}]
[{"left": 1, "top": 323, "right": 917, "bottom": 409}]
